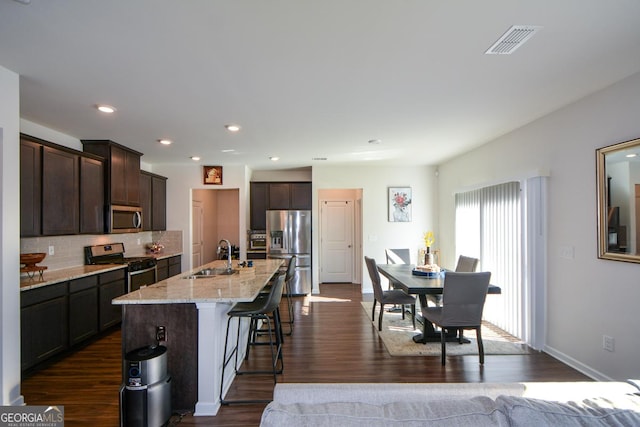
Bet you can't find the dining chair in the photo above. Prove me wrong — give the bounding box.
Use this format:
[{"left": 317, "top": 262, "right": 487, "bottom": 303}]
[
  {"left": 421, "top": 271, "right": 491, "bottom": 365},
  {"left": 385, "top": 247, "right": 410, "bottom": 292},
  {"left": 455, "top": 255, "right": 479, "bottom": 272},
  {"left": 364, "top": 256, "right": 416, "bottom": 331}
]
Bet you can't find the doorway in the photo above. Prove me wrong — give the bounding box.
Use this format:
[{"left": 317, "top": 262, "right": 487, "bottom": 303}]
[
  {"left": 191, "top": 189, "right": 239, "bottom": 268},
  {"left": 318, "top": 189, "right": 362, "bottom": 284}
]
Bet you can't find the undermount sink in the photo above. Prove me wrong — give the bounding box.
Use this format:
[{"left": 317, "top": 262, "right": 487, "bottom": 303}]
[{"left": 184, "top": 268, "right": 238, "bottom": 279}]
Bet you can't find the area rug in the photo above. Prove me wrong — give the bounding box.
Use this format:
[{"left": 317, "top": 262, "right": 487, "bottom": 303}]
[{"left": 361, "top": 302, "right": 531, "bottom": 356}]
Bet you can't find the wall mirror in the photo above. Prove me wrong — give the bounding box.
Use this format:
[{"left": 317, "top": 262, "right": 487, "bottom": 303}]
[{"left": 596, "top": 137, "right": 640, "bottom": 263}]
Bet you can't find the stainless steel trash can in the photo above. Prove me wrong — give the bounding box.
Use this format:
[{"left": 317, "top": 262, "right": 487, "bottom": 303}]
[{"left": 120, "top": 345, "right": 171, "bottom": 427}]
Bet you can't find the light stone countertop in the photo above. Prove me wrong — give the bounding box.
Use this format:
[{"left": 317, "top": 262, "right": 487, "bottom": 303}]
[
  {"left": 113, "top": 259, "right": 284, "bottom": 305},
  {"left": 20, "top": 264, "right": 127, "bottom": 291}
]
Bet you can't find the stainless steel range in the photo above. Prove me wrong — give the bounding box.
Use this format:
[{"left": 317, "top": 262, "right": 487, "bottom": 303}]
[{"left": 85, "top": 243, "right": 157, "bottom": 292}]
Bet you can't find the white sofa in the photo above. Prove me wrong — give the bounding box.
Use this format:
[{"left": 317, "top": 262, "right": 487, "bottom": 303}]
[{"left": 260, "top": 381, "right": 640, "bottom": 426}]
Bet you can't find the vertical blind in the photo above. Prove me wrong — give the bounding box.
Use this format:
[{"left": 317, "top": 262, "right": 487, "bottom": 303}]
[{"left": 455, "top": 181, "right": 522, "bottom": 338}]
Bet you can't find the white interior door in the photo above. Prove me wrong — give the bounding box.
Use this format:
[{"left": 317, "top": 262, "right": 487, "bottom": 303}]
[
  {"left": 320, "top": 200, "right": 354, "bottom": 283},
  {"left": 192, "top": 199, "right": 203, "bottom": 269}
]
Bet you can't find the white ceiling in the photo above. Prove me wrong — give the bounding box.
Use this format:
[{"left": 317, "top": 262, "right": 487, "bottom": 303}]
[{"left": 2, "top": 1, "right": 640, "bottom": 170}]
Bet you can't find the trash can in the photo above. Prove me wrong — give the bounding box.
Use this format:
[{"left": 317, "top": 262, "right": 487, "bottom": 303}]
[{"left": 120, "top": 344, "right": 171, "bottom": 427}]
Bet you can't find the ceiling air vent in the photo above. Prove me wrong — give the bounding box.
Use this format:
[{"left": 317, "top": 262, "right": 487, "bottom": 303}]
[{"left": 485, "top": 25, "right": 542, "bottom": 55}]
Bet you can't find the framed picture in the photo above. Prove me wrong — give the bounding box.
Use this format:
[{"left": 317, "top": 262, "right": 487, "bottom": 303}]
[
  {"left": 203, "top": 166, "right": 223, "bottom": 185},
  {"left": 388, "top": 187, "right": 412, "bottom": 222}
]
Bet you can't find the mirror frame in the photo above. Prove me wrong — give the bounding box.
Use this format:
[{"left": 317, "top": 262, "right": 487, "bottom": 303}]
[{"left": 596, "top": 137, "right": 640, "bottom": 263}]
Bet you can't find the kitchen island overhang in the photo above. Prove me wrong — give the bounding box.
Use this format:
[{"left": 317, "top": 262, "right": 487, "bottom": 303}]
[{"left": 113, "top": 259, "right": 284, "bottom": 416}]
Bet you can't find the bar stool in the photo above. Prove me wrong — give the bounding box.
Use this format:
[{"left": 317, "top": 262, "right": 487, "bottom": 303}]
[
  {"left": 259, "top": 255, "right": 296, "bottom": 336},
  {"left": 220, "top": 273, "right": 285, "bottom": 405}
]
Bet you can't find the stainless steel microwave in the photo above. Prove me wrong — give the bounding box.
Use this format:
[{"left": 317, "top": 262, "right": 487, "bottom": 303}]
[{"left": 109, "top": 205, "right": 142, "bottom": 233}]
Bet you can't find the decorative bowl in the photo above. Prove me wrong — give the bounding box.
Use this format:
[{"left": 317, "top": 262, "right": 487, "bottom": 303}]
[{"left": 20, "top": 252, "right": 46, "bottom": 267}]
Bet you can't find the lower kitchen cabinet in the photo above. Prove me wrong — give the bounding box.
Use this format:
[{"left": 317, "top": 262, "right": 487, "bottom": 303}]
[
  {"left": 98, "top": 269, "right": 126, "bottom": 331},
  {"left": 69, "top": 276, "right": 99, "bottom": 346},
  {"left": 21, "top": 267, "right": 126, "bottom": 372},
  {"left": 21, "top": 283, "right": 68, "bottom": 371},
  {"left": 157, "top": 255, "right": 182, "bottom": 281}
]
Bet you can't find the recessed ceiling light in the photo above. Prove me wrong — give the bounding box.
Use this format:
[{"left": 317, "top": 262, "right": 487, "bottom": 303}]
[
  {"left": 221, "top": 149, "right": 235, "bottom": 153},
  {"left": 225, "top": 124, "right": 241, "bottom": 132},
  {"left": 96, "top": 104, "right": 116, "bottom": 113},
  {"left": 626, "top": 153, "right": 637, "bottom": 158},
  {"left": 269, "top": 156, "right": 280, "bottom": 161},
  {"left": 158, "top": 139, "right": 172, "bottom": 145},
  {"left": 368, "top": 139, "right": 381, "bottom": 144},
  {"left": 190, "top": 156, "right": 201, "bottom": 161}
]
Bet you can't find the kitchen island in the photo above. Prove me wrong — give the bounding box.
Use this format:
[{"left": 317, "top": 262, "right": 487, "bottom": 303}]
[{"left": 113, "top": 258, "right": 284, "bottom": 416}]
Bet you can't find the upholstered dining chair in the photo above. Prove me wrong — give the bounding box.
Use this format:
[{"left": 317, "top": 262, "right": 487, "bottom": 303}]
[
  {"left": 421, "top": 271, "right": 491, "bottom": 365},
  {"left": 385, "top": 248, "right": 411, "bottom": 294},
  {"left": 455, "top": 255, "right": 479, "bottom": 272},
  {"left": 364, "top": 256, "right": 416, "bottom": 331}
]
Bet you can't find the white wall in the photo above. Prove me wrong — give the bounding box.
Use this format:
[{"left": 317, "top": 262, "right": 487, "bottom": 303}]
[
  {"left": 153, "top": 164, "right": 249, "bottom": 271},
  {"left": 312, "top": 165, "right": 438, "bottom": 293},
  {"left": 0, "top": 65, "right": 24, "bottom": 405},
  {"left": 438, "top": 71, "right": 640, "bottom": 381}
]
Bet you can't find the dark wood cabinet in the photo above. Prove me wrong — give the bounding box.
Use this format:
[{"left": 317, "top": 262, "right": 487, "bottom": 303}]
[
  {"left": 20, "top": 134, "right": 107, "bottom": 237},
  {"left": 82, "top": 140, "right": 142, "bottom": 207},
  {"left": 41, "top": 145, "right": 79, "bottom": 235},
  {"left": 68, "top": 276, "right": 98, "bottom": 346},
  {"left": 250, "top": 182, "right": 269, "bottom": 230},
  {"left": 168, "top": 255, "right": 181, "bottom": 277},
  {"left": 21, "top": 283, "right": 68, "bottom": 370},
  {"left": 98, "top": 269, "right": 126, "bottom": 331},
  {"left": 21, "top": 267, "right": 126, "bottom": 372},
  {"left": 79, "top": 156, "right": 104, "bottom": 234},
  {"left": 268, "top": 183, "right": 291, "bottom": 210},
  {"left": 140, "top": 171, "right": 167, "bottom": 231},
  {"left": 20, "top": 137, "right": 42, "bottom": 237},
  {"left": 157, "top": 255, "right": 182, "bottom": 281},
  {"left": 251, "top": 182, "right": 312, "bottom": 230},
  {"left": 290, "top": 183, "right": 312, "bottom": 209}
]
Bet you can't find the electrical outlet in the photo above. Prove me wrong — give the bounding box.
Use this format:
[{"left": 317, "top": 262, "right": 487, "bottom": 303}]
[
  {"left": 559, "top": 245, "right": 574, "bottom": 259},
  {"left": 603, "top": 335, "right": 615, "bottom": 352},
  {"left": 156, "top": 326, "right": 166, "bottom": 342},
  {"left": 48, "top": 245, "right": 55, "bottom": 256}
]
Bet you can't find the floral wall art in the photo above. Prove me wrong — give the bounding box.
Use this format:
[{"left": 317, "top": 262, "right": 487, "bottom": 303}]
[{"left": 389, "top": 187, "right": 412, "bottom": 222}]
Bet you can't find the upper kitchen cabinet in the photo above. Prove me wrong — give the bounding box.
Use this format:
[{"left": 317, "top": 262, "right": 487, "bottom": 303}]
[
  {"left": 140, "top": 171, "right": 167, "bottom": 231},
  {"left": 20, "top": 137, "right": 42, "bottom": 237},
  {"left": 20, "top": 134, "right": 105, "bottom": 236},
  {"left": 250, "top": 181, "right": 312, "bottom": 229},
  {"left": 41, "top": 145, "right": 79, "bottom": 235},
  {"left": 268, "top": 182, "right": 312, "bottom": 210},
  {"left": 290, "top": 183, "right": 312, "bottom": 210},
  {"left": 79, "top": 156, "right": 105, "bottom": 234},
  {"left": 250, "top": 182, "right": 269, "bottom": 230},
  {"left": 82, "top": 140, "right": 142, "bottom": 207}
]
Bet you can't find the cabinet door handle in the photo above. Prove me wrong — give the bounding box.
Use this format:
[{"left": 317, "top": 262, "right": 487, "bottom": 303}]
[{"left": 134, "top": 211, "right": 142, "bottom": 229}]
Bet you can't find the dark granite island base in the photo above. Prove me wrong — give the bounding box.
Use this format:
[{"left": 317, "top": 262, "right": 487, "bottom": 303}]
[{"left": 114, "top": 259, "right": 284, "bottom": 416}]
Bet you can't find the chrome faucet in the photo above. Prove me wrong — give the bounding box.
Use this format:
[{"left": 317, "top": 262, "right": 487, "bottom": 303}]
[{"left": 217, "top": 239, "right": 232, "bottom": 271}]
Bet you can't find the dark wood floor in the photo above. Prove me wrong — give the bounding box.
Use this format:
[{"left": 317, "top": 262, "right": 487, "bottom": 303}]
[{"left": 21, "top": 283, "right": 590, "bottom": 426}]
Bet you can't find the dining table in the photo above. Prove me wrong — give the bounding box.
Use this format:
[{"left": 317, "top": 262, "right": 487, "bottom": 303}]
[{"left": 376, "top": 263, "right": 501, "bottom": 344}]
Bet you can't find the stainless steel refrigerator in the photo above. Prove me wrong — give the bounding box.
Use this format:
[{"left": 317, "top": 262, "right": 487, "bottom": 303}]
[{"left": 266, "top": 210, "right": 312, "bottom": 295}]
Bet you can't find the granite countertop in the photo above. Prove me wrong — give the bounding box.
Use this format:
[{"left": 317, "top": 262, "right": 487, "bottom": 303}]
[
  {"left": 113, "top": 259, "right": 284, "bottom": 305},
  {"left": 20, "top": 264, "right": 127, "bottom": 291}
]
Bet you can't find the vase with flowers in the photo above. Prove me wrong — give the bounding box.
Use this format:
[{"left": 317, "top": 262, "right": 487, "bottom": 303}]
[
  {"left": 146, "top": 242, "right": 165, "bottom": 254},
  {"left": 423, "top": 231, "right": 435, "bottom": 265}
]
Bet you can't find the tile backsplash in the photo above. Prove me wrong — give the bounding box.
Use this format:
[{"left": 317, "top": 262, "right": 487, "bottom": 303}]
[{"left": 20, "top": 230, "right": 183, "bottom": 271}]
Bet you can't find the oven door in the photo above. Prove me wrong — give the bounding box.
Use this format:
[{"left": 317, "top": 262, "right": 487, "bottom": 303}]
[{"left": 128, "top": 266, "right": 157, "bottom": 292}]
